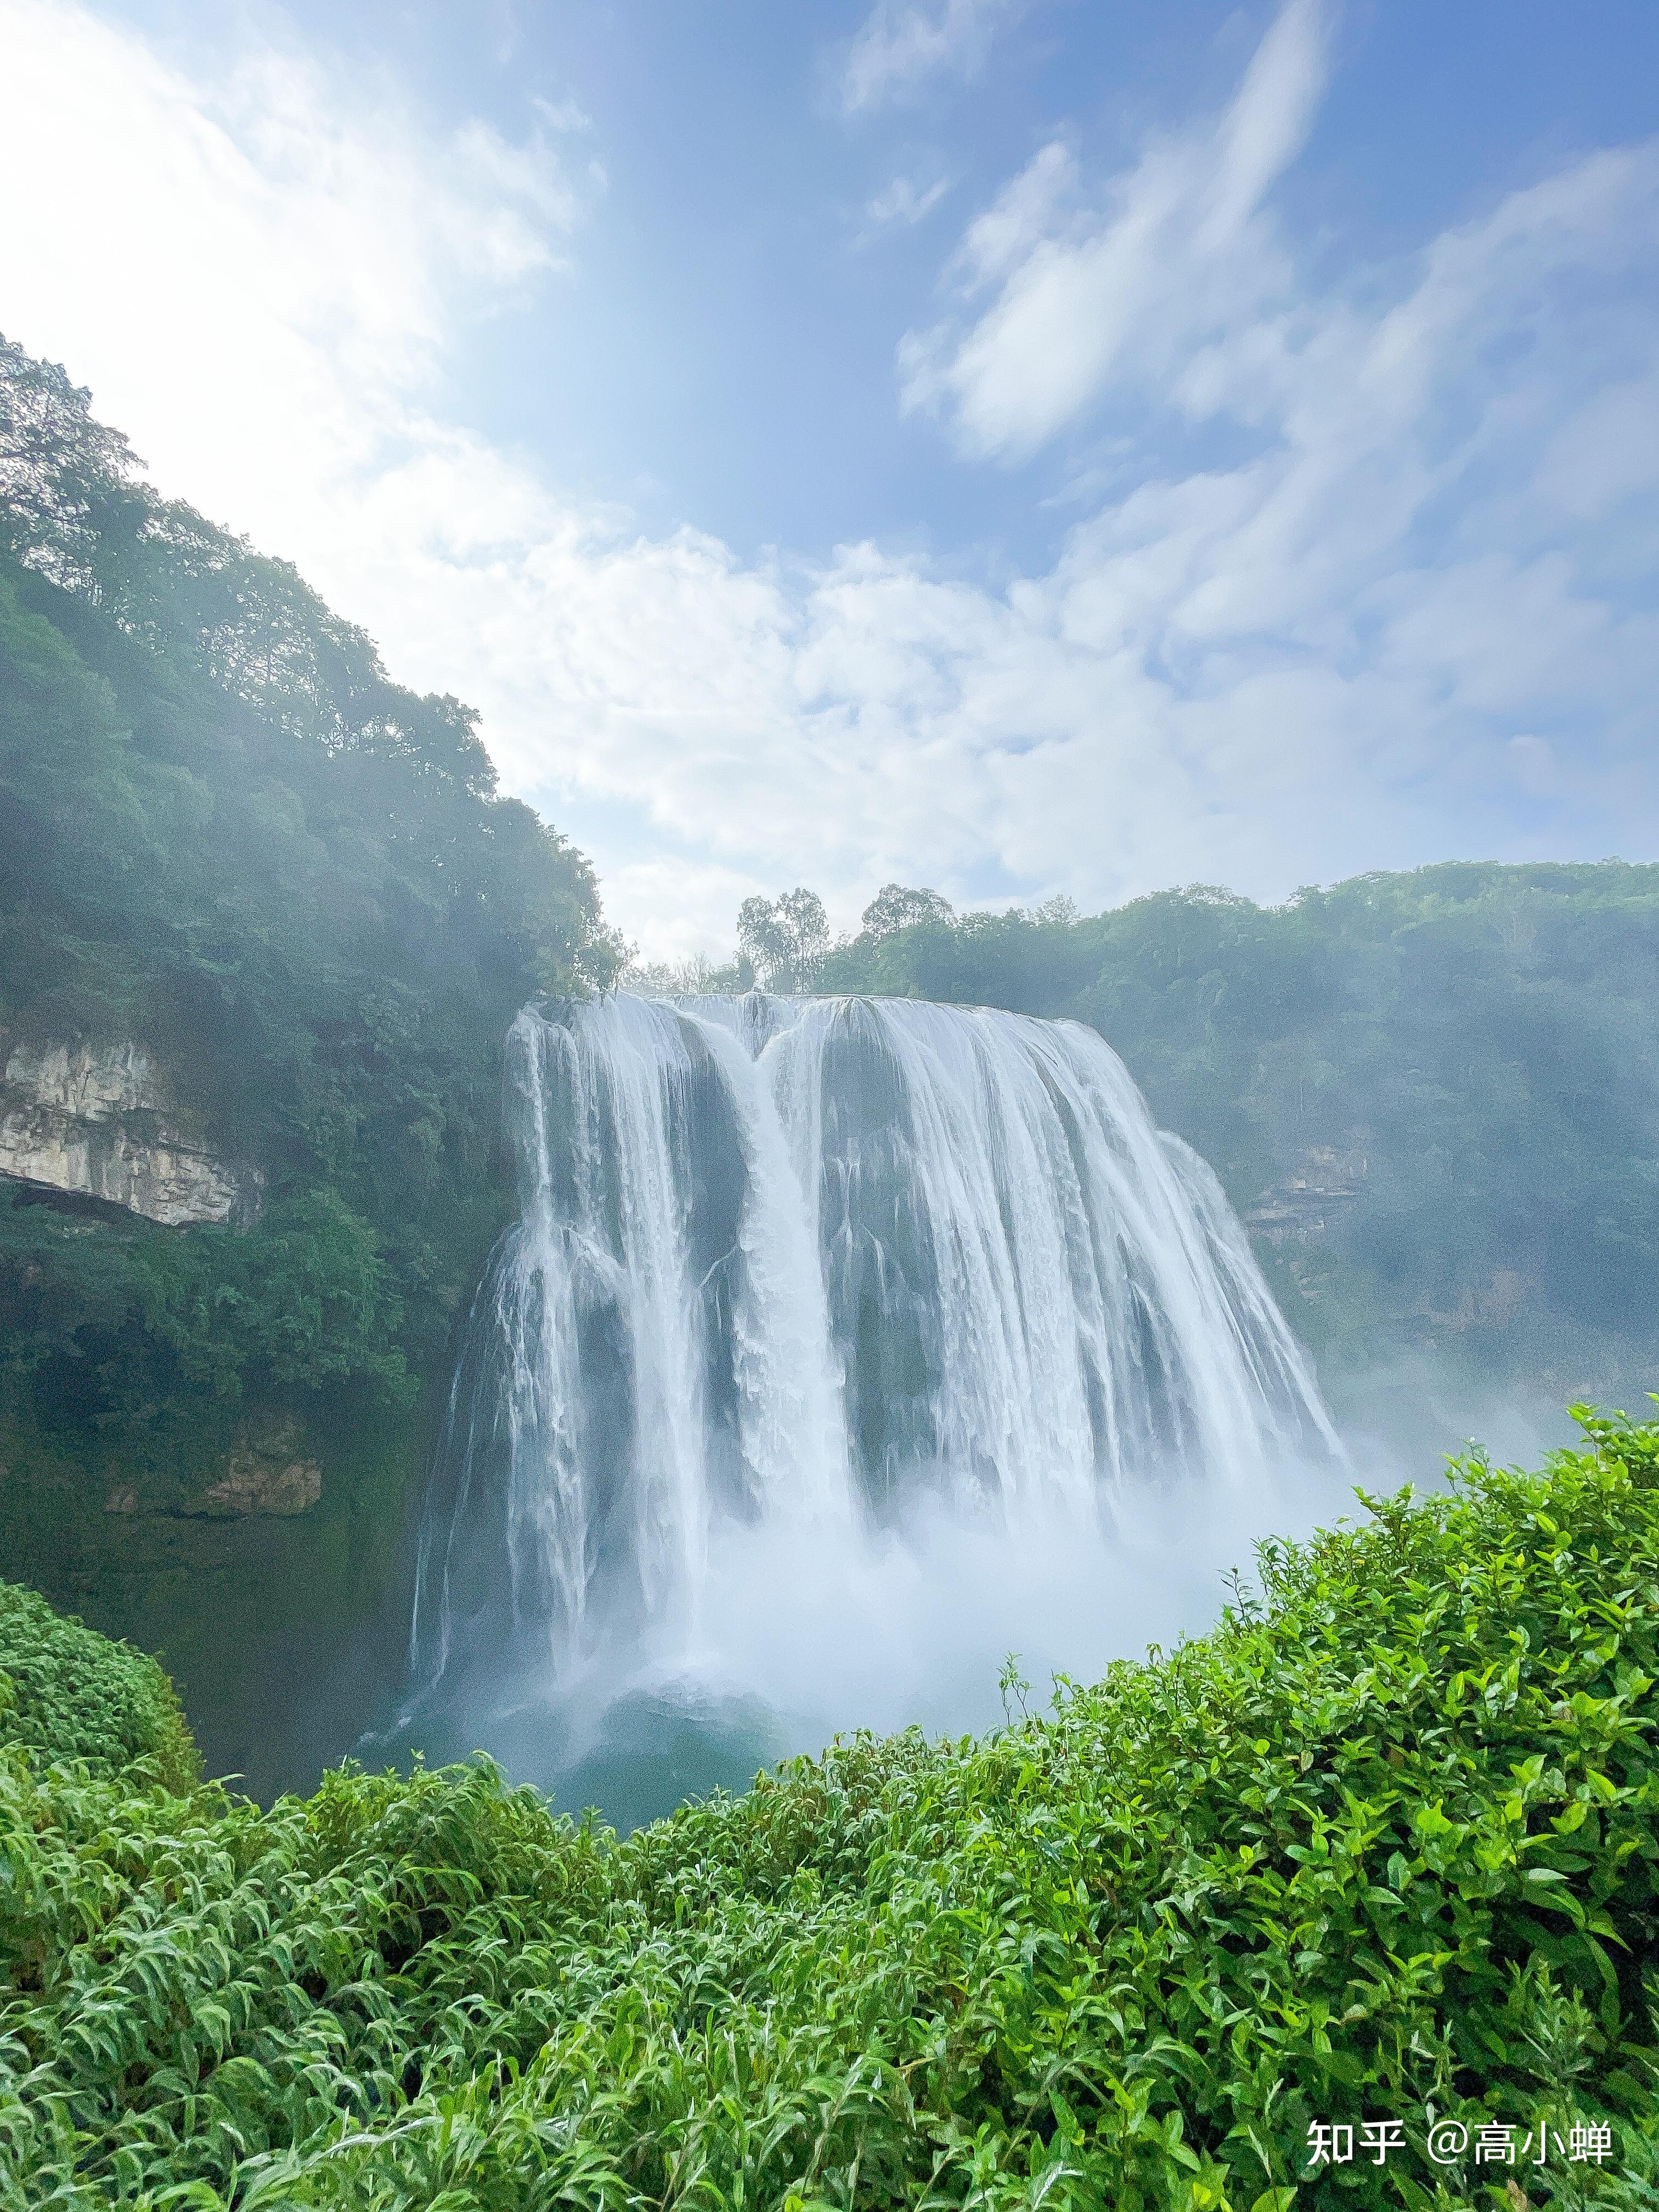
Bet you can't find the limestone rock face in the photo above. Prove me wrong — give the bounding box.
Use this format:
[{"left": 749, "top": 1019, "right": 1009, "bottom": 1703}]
[
  {"left": 1245, "top": 1144, "right": 1368, "bottom": 1248},
  {"left": 0, "top": 1039, "right": 261, "bottom": 1227},
  {"left": 185, "top": 1419, "right": 323, "bottom": 1518}
]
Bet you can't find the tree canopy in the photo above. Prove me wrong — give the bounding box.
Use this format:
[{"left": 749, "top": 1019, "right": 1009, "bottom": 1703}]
[
  {"left": 737, "top": 887, "right": 833, "bottom": 990},
  {"left": 704, "top": 864, "right": 1659, "bottom": 1400},
  {"left": 0, "top": 334, "right": 618, "bottom": 1466}
]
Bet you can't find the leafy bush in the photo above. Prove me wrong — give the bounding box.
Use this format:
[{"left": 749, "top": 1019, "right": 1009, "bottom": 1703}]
[
  {"left": 4, "top": 1409, "right": 1659, "bottom": 2205},
  {"left": 0, "top": 1579, "right": 198, "bottom": 1791},
  {"left": 133, "top": 1191, "right": 414, "bottom": 1407}
]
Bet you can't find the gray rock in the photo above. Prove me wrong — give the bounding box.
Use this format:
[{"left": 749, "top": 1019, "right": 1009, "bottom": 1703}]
[
  {"left": 1245, "top": 1143, "right": 1368, "bottom": 1248},
  {"left": 0, "top": 1039, "right": 262, "bottom": 1227},
  {"left": 182, "top": 1419, "right": 322, "bottom": 1518}
]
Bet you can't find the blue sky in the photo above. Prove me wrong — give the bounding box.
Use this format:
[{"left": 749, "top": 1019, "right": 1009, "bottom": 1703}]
[{"left": 1, "top": 0, "right": 1655, "bottom": 952}]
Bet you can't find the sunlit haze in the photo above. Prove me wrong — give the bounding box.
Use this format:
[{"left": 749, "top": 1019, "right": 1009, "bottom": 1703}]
[{"left": 2, "top": 0, "right": 1654, "bottom": 956}]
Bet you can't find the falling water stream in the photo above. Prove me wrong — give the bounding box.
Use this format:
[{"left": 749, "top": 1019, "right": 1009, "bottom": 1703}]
[{"left": 400, "top": 992, "right": 1341, "bottom": 1821}]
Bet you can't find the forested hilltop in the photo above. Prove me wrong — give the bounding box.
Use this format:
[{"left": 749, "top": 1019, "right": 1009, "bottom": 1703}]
[
  {"left": 0, "top": 336, "right": 617, "bottom": 1785},
  {"left": 713, "top": 866, "right": 1659, "bottom": 1426}
]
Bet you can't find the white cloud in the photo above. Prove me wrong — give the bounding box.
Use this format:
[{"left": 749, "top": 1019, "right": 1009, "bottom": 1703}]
[
  {"left": 0, "top": 0, "right": 1654, "bottom": 964},
  {"left": 0, "top": 0, "right": 591, "bottom": 555},
  {"left": 1507, "top": 736, "right": 1558, "bottom": 798},
  {"left": 840, "top": 0, "right": 1027, "bottom": 116},
  {"left": 902, "top": 0, "right": 1330, "bottom": 456},
  {"left": 865, "top": 173, "right": 952, "bottom": 232}
]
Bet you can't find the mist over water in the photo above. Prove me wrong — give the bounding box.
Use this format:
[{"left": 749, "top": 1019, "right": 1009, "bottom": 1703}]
[{"left": 395, "top": 991, "right": 1347, "bottom": 1825}]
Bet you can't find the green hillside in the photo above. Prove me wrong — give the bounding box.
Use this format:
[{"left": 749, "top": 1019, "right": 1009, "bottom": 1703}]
[
  {"left": 0, "top": 336, "right": 617, "bottom": 1786},
  {"left": 766, "top": 866, "right": 1659, "bottom": 1419},
  {"left": 5, "top": 1408, "right": 1658, "bottom": 2208}
]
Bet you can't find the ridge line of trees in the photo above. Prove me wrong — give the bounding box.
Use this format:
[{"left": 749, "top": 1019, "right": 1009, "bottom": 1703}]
[{"left": 633, "top": 860, "right": 1659, "bottom": 1402}]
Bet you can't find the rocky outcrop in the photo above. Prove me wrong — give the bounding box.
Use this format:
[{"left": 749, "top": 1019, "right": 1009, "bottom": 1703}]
[
  {"left": 0, "top": 1039, "right": 261, "bottom": 1227},
  {"left": 1245, "top": 1144, "right": 1367, "bottom": 1246},
  {"left": 98, "top": 1421, "right": 324, "bottom": 1519},
  {"left": 180, "top": 1419, "right": 323, "bottom": 1518}
]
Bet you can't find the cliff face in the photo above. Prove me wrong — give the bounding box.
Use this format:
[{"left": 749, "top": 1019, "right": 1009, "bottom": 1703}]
[
  {"left": 1245, "top": 1144, "right": 1368, "bottom": 1249},
  {"left": 0, "top": 1040, "right": 262, "bottom": 1227}
]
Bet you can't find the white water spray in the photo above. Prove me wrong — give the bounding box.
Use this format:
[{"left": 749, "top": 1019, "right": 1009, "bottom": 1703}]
[{"left": 411, "top": 992, "right": 1339, "bottom": 1700}]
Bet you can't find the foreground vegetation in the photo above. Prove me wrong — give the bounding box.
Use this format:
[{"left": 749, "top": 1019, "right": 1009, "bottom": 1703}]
[{"left": 5, "top": 1408, "right": 1658, "bottom": 2208}]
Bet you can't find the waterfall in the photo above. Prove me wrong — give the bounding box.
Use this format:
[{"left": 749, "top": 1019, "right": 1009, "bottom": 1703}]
[{"left": 411, "top": 992, "right": 1338, "bottom": 1695}]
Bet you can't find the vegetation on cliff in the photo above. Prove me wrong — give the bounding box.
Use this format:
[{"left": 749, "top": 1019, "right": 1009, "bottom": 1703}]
[
  {"left": 4, "top": 1407, "right": 1658, "bottom": 2207},
  {"left": 717, "top": 866, "right": 1659, "bottom": 1400},
  {"left": 0, "top": 333, "right": 617, "bottom": 1477}
]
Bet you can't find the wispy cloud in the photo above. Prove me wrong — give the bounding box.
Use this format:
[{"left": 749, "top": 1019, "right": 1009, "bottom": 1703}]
[
  {"left": 840, "top": 0, "right": 1028, "bottom": 116},
  {"left": 0, "top": 0, "right": 1654, "bottom": 961},
  {"left": 0, "top": 0, "right": 595, "bottom": 528},
  {"left": 864, "top": 173, "right": 952, "bottom": 233},
  {"left": 902, "top": 0, "right": 1331, "bottom": 456}
]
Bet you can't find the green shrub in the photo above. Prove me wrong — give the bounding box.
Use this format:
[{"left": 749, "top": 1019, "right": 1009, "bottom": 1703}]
[
  {"left": 4, "top": 1411, "right": 1659, "bottom": 2206},
  {"left": 0, "top": 1579, "right": 198, "bottom": 1791},
  {"left": 132, "top": 1190, "right": 414, "bottom": 1407}
]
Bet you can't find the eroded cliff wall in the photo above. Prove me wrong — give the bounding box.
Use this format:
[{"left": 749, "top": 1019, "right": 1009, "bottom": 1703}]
[{"left": 0, "top": 1040, "right": 262, "bottom": 1227}]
